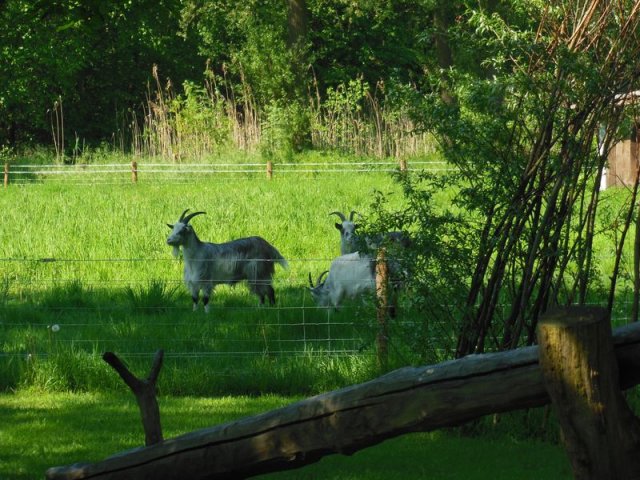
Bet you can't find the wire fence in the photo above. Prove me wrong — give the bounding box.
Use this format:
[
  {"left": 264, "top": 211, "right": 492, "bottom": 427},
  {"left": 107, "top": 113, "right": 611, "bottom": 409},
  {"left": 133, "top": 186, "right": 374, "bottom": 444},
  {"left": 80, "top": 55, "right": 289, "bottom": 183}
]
[
  {"left": 0, "top": 255, "right": 439, "bottom": 370},
  {"left": 2, "top": 251, "right": 636, "bottom": 396},
  {"left": 2, "top": 160, "right": 453, "bottom": 186}
]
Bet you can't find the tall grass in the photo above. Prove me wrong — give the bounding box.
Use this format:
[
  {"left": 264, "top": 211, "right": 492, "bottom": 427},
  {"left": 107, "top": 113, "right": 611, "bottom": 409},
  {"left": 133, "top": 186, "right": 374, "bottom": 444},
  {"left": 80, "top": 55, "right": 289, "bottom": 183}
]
[
  {"left": 0, "top": 173, "right": 432, "bottom": 395},
  {"left": 131, "top": 64, "right": 258, "bottom": 161},
  {"left": 127, "top": 65, "right": 434, "bottom": 162},
  {"left": 309, "top": 77, "right": 434, "bottom": 159}
]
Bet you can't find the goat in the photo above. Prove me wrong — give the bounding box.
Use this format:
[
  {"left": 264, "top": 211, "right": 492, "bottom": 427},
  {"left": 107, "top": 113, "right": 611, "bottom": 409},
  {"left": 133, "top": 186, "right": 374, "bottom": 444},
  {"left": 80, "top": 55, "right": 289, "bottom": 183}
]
[
  {"left": 330, "top": 210, "right": 359, "bottom": 255},
  {"left": 308, "top": 252, "right": 376, "bottom": 309},
  {"left": 330, "top": 210, "right": 411, "bottom": 255},
  {"left": 166, "top": 209, "right": 288, "bottom": 312}
]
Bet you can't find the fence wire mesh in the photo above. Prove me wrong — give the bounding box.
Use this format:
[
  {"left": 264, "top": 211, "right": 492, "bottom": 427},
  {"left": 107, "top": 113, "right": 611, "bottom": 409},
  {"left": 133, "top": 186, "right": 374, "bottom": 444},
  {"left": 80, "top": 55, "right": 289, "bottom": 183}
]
[{"left": 0, "top": 256, "right": 444, "bottom": 376}]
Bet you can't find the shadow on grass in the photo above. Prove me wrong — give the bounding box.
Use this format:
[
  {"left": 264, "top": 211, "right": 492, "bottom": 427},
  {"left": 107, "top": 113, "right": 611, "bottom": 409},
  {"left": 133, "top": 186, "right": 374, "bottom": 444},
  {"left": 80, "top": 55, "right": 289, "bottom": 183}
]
[
  {"left": 0, "top": 392, "right": 295, "bottom": 479},
  {"left": 0, "top": 391, "right": 572, "bottom": 480},
  {"left": 2, "top": 282, "right": 422, "bottom": 396}
]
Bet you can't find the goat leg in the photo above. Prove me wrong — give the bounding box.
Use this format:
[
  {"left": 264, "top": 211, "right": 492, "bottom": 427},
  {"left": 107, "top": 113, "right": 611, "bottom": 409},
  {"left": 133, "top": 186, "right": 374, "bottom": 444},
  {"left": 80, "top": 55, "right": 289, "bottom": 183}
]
[{"left": 192, "top": 295, "right": 199, "bottom": 311}]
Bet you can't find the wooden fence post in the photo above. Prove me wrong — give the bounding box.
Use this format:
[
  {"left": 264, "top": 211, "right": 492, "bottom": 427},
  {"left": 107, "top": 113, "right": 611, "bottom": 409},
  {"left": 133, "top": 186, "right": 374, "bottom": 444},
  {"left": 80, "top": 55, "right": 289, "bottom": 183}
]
[
  {"left": 131, "top": 160, "right": 138, "bottom": 183},
  {"left": 3, "top": 163, "right": 8, "bottom": 188},
  {"left": 399, "top": 158, "right": 408, "bottom": 173},
  {"left": 537, "top": 307, "right": 640, "bottom": 479},
  {"left": 375, "top": 249, "right": 389, "bottom": 369},
  {"left": 266, "top": 160, "right": 273, "bottom": 180}
]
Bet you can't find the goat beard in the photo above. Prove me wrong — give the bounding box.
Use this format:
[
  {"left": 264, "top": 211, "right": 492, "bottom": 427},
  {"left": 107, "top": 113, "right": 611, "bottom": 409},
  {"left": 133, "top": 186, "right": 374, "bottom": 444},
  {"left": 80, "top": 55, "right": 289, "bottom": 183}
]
[{"left": 171, "top": 246, "right": 181, "bottom": 258}]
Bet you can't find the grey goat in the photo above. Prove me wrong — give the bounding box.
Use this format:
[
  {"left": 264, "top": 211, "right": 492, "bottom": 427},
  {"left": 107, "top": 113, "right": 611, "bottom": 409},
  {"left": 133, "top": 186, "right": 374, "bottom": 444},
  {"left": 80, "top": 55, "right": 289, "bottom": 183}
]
[{"left": 166, "top": 209, "right": 288, "bottom": 312}]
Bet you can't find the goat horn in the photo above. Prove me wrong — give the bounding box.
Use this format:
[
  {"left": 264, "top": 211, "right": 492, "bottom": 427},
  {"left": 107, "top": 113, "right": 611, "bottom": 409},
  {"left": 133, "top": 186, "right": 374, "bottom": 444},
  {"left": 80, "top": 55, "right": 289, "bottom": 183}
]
[
  {"left": 349, "top": 210, "right": 357, "bottom": 221},
  {"left": 308, "top": 272, "right": 315, "bottom": 288},
  {"left": 179, "top": 209, "right": 190, "bottom": 221},
  {"left": 182, "top": 211, "right": 206, "bottom": 224},
  {"left": 329, "top": 211, "right": 346, "bottom": 222},
  {"left": 317, "top": 270, "right": 329, "bottom": 285}
]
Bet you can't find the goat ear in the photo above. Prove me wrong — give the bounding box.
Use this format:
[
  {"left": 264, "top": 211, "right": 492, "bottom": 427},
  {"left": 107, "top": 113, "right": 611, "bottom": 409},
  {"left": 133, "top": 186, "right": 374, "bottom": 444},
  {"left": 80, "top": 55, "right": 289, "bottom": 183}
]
[
  {"left": 335, "top": 223, "right": 343, "bottom": 231},
  {"left": 354, "top": 223, "right": 360, "bottom": 230},
  {"left": 167, "top": 223, "right": 174, "bottom": 229}
]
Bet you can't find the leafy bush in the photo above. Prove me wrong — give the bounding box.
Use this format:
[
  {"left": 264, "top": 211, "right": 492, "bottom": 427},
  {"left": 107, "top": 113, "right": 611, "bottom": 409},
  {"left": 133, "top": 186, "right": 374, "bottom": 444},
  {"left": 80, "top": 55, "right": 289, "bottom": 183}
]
[{"left": 260, "top": 101, "right": 310, "bottom": 161}]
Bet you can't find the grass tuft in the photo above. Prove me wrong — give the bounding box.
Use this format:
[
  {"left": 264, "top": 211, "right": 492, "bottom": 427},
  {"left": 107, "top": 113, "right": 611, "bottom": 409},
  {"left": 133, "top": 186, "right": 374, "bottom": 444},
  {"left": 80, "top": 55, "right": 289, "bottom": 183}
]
[
  {"left": 39, "top": 280, "right": 93, "bottom": 309},
  {"left": 124, "top": 279, "right": 178, "bottom": 314}
]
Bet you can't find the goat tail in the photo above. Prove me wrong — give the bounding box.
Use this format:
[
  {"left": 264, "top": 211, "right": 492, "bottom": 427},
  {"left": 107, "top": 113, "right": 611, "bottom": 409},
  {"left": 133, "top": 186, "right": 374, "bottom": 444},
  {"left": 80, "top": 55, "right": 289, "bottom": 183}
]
[
  {"left": 272, "top": 249, "right": 289, "bottom": 270},
  {"left": 266, "top": 243, "right": 289, "bottom": 270},
  {"left": 277, "top": 257, "right": 289, "bottom": 270}
]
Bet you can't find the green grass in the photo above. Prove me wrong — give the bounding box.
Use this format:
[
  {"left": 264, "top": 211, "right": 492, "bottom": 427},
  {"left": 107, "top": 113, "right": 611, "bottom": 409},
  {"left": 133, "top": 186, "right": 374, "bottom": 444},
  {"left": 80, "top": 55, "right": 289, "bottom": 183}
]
[
  {"left": 1, "top": 167, "right": 638, "bottom": 396},
  {"left": 0, "top": 172, "right": 431, "bottom": 395},
  {"left": 0, "top": 391, "right": 572, "bottom": 480},
  {"left": 2, "top": 157, "right": 637, "bottom": 479},
  {"left": 261, "top": 432, "right": 571, "bottom": 480}
]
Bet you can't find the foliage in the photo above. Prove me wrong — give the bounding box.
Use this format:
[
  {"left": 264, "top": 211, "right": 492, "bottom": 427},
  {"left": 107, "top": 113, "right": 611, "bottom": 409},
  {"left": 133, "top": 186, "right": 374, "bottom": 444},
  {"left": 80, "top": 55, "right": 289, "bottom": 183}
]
[
  {"left": 1, "top": 0, "right": 455, "bottom": 154},
  {"left": 306, "top": 0, "right": 431, "bottom": 88},
  {"left": 372, "top": 0, "right": 640, "bottom": 355},
  {"left": 364, "top": 172, "right": 475, "bottom": 360},
  {"left": 260, "top": 100, "right": 310, "bottom": 161},
  {"left": 0, "top": 0, "right": 204, "bottom": 146},
  {"left": 180, "top": 0, "right": 297, "bottom": 106}
]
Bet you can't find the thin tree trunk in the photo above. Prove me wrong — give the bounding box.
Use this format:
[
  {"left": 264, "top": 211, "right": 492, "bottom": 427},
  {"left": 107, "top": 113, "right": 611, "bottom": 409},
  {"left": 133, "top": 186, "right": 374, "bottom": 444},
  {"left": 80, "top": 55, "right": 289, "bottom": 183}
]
[{"left": 608, "top": 163, "right": 640, "bottom": 312}]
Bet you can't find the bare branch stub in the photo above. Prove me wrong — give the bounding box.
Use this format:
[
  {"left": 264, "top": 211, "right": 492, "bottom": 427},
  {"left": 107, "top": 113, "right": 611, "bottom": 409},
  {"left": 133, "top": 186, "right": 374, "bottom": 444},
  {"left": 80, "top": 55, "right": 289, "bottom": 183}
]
[{"left": 103, "top": 350, "right": 164, "bottom": 446}]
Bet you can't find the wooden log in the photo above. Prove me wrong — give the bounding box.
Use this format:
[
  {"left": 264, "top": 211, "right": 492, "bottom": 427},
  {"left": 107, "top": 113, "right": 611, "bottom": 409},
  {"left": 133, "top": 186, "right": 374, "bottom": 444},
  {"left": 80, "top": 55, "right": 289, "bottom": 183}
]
[
  {"left": 46, "top": 318, "right": 640, "bottom": 480},
  {"left": 102, "top": 350, "right": 164, "bottom": 446},
  {"left": 537, "top": 307, "right": 640, "bottom": 479}
]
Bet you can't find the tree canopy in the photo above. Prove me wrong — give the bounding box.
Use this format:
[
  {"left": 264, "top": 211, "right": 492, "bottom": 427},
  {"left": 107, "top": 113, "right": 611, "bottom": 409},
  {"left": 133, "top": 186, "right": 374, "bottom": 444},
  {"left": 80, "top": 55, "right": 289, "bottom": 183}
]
[{"left": 0, "top": 0, "right": 488, "bottom": 147}]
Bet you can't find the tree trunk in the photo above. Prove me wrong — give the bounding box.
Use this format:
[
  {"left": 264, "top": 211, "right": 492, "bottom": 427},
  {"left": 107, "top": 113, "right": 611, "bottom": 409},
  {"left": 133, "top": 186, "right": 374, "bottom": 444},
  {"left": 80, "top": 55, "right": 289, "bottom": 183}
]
[
  {"left": 286, "top": 0, "right": 308, "bottom": 49},
  {"left": 432, "top": 2, "right": 456, "bottom": 107},
  {"left": 286, "top": 0, "right": 312, "bottom": 150}
]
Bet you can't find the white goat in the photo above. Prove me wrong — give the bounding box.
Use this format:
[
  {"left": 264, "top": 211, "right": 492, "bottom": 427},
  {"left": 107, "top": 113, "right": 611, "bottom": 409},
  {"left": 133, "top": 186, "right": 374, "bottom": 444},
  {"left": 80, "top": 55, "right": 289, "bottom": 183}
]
[
  {"left": 330, "top": 210, "right": 360, "bottom": 255},
  {"left": 166, "top": 209, "right": 288, "bottom": 312},
  {"left": 308, "top": 252, "right": 376, "bottom": 309},
  {"left": 330, "top": 210, "right": 411, "bottom": 255}
]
